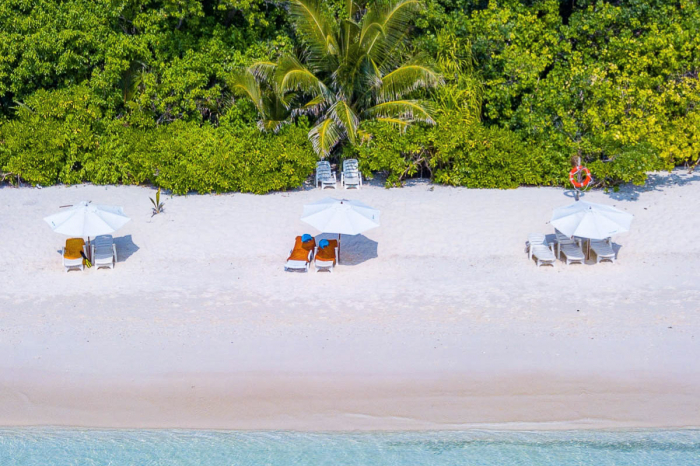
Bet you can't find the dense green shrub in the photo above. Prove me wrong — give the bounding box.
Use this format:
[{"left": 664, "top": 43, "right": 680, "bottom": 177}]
[
  {"left": 0, "top": 87, "right": 316, "bottom": 193},
  {"left": 431, "top": 117, "right": 566, "bottom": 188},
  {"left": 351, "top": 121, "right": 433, "bottom": 187},
  {"left": 353, "top": 113, "right": 569, "bottom": 188},
  {"left": 1, "top": 0, "right": 699, "bottom": 191}
]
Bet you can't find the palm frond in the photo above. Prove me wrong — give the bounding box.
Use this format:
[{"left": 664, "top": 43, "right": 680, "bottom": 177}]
[
  {"left": 346, "top": 0, "right": 356, "bottom": 18},
  {"left": 293, "top": 95, "right": 328, "bottom": 117},
  {"left": 362, "top": 0, "right": 421, "bottom": 63},
  {"left": 376, "top": 117, "right": 410, "bottom": 129},
  {"left": 275, "top": 55, "right": 328, "bottom": 102},
  {"left": 309, "top": 118, "right": 343, "bottom": 156},
  {"left": 258, "top": 118, "right": 291, "bottom": 133},
  {"left": 227, "top": 69, "right": 264, "bottom": 114},
  {"left": 366, "top": 99, "right": 436, "bottom": 125},
  {"left": 248, "top": 61, "right": 277, "bottom": 83},
  {"left": 288, "top": 0, "right": 339, "bottom": 64},
  {"left": 329, "top": 100, "right": 359, "bottom": 145},
  {"left": 358, "top": 22, "right": 385, "bottom": 50},
  {"left": 377, "top": 62, "right": 444, "bottom": 101},
  {"left": 340, "top": 18, "right": 361, "bottom": 60}
]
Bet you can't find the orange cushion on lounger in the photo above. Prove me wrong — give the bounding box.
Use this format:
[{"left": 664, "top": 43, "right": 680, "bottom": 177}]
[
  {"left": 287, "top": 236, "right": 316, "bottom": 261},
  {"left": 64, "top": 238, "right": 85, "bottom": 260},
  {"left": 316, "top": 239, "right": 338, "bottom": 262}
]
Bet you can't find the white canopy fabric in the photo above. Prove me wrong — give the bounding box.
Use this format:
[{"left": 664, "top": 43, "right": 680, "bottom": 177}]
[
  {"left": 550, "top": 201, "right": 633, "bottom": 240},
  {"left": 44, "top": 201, "right": 131, "bottom": 237},
  {"left": 301, "top": 198, "right": 380, "bottom": 235}
]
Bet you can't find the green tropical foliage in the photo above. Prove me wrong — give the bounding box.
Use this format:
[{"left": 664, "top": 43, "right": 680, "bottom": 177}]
[
  {"left": 0, "top": 0, "right": 698, "bottom": 191},
  {"left": 233, "top": 0, "right": 443, "bottom": 157}
]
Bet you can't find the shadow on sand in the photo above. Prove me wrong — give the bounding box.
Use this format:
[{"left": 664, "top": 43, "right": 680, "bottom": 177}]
[
  {"left": 315, "top": 233, "right": 378, "bottom": 266},
  {"left": 604, "top": 172, "right": 700, "bottom": 201},
  {"left": 114, "top": 235, "right": 140, "bottom": 262}
]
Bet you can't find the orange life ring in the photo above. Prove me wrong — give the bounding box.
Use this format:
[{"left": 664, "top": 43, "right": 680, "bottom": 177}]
[{"left": 569, "top": 166, "right": 591, "bottom": 189}]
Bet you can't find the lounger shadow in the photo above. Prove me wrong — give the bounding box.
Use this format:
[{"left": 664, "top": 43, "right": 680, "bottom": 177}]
[{"left": 114, "top": 235, "right": 140, "bottom": 262}]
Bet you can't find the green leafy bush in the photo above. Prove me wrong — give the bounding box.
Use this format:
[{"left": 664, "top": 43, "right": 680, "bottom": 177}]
[
  {"left": 1, "top": 0, "right": 699, "bottom": 191},
  {"left": 431, "top": 117, "right": 567, "bottom": 188},
  {"left": 0, "top": 87, "right": 316, "bottom": 193},
  {"left": 354, "top": 112, "right": 570, "bottom": 189}
]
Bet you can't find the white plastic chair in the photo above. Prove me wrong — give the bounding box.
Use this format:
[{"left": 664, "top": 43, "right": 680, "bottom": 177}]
[{"left": 91, "top": 235, "right": 117, "bottom": 270}]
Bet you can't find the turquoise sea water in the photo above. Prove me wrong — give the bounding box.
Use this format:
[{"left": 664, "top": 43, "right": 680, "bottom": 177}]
[{"left": 1, "top": 429, "right": 699, "bottom": 465}]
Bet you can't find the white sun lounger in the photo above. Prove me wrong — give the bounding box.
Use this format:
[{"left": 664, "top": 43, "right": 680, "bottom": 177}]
[
  {"left": 559, "top": 243, "right": 585, "bottom": 265},
  {"left": 314, "top": 245, "right": 338, "bottom": 273},
  {"left": 62, "top": 239, "right": 87, "bottom": 272},
  {"left": 63, "top": 256, "right": 84, "bottom": 272},
  {"left": 554, "top": 229, "right": 581, "bottom": 259},
  {"left": 341, "top": 159, "right": 362, "bottom": 189},
  {"left": 315, "top": 161, "right": 337, "bottom": 189},
  {"left": 590, "top": 239, "right": 616, "bottom": 263},
  {"left": 526, "top": 233, "right": 547, "bottom": 260},
  {"left": 317, "top": 167, "right": 337, "bottom": 189},
  {"left": 531, "top": 244, "right": 556, "bottom": 267},
  {"left": 91, "top": 235, "right": 117, "bottom": 269},
  {"left": 315, "top": 161, "right": 329, "bottom": 185},
  {"left": 285, "top": 250, "right": 313, "bottom": 272}
]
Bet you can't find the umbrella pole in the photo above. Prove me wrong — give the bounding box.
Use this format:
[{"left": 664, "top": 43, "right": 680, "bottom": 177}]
[
  {"left": 338, "top": 233, "right": 341, "bottom": 264},
  {"left": 586, "top": 239, "right": 590, "bottom": 261}
]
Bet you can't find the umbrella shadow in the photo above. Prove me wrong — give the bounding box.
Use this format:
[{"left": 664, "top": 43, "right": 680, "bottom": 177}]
[
  {"left": 114, "top": 235, "right": 140, "bottom": 262},
  {"left": 315, "top": 233, "right": 378, "bottom": 266}
]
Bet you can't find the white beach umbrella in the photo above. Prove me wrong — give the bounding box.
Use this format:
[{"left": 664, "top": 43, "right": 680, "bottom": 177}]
[
  {"left": 301, "top": 197, "right": 380, "bottom": 262},
  {"left": 551, "top": 201, "right": 633, "bottom": 240},
  {"left": 44, "top": 201, "right": 131, "bottom": 238}
]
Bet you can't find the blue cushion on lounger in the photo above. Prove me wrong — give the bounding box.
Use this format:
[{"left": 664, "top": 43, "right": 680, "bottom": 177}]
[
  {"left": 319, "top": 239, "right": 329, "bottom": 249},
  {"left": 302, "top": 234, "right": 313, "bottom": 243}
]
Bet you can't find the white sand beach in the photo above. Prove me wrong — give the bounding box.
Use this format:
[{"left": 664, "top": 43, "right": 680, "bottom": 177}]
[{"left": 1, "top": 171, "right": 699, "bottom": 430}]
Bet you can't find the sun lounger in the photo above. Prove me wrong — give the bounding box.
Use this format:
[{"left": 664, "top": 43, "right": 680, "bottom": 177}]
[
  {"left": 63, "top": 238, "right": 86, "bottom": 272},
  {"left": 315, "top": 161, "right": 329, "bottom": 187},
  {"left": 285, "top": 236, "right": 316, "bottom": 272},
  {"left": 531, "top": 244, "right": 556, "bottom": 267},
  {"left": 314, "top": 239, "right": 338, "bottom": 272},
  {"left": 590, "top": 239, "right": 616, "bottom": 263},
  {"left": 554, "top": 229, "right": 581, "bottom": 259},
  {"left": 526, "top": 233, "right": 547, "bottom": 260},
  {"left": 315, "top": 161, "right": 337, "bottom": 189},
  {"left": 341, "top": 159, "right": 362, "bottom": 189},
  {"left": 559, "top": 243, "right": 585, "bottom": 265},
  {"left": 91, "top": 235, "right": 117, "bottom": 269}
]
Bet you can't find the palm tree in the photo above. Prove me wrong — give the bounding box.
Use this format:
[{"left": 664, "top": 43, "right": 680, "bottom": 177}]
[{"left": 229, "top": 0, "right": 443, "bottom": 157}]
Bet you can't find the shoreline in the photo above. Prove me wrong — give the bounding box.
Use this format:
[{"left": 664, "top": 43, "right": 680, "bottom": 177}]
[
  {"left": 1, "top": 172, "right": 699, "bottom": 431},
  {"left": 3, "top": 370, "right": 700, "bottom": 431}
]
